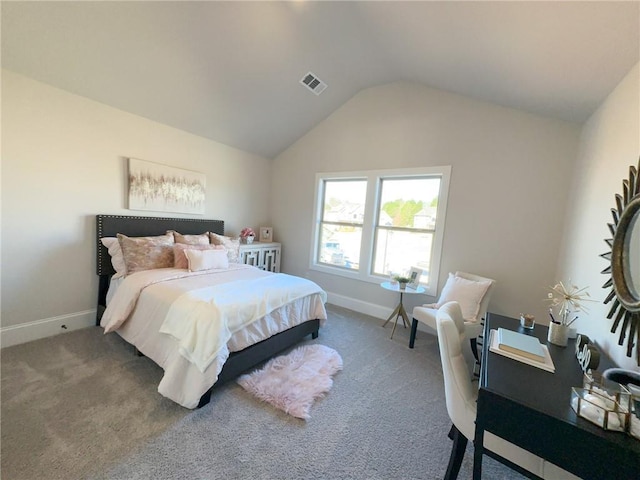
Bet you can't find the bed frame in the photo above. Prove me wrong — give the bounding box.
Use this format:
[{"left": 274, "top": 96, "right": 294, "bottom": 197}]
[{"left": 96, "top": 214, "right": 320, "bottom": 408}]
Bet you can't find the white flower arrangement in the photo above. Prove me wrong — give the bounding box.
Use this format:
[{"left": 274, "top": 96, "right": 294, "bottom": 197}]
[{"left": 546, "top": 281, "right": 594, "bottom": 326}]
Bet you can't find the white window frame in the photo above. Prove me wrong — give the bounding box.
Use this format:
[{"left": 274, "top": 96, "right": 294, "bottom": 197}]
[{"left": 310, "top": 166, "right": 451, "bottom": 296}]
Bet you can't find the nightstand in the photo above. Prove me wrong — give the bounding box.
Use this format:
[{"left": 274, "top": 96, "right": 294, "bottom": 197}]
[{"left": 239, "top": 241, "right": 281, "bottom": 272}]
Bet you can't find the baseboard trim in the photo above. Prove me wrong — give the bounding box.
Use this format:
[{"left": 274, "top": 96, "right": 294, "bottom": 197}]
[
  {"left": 325, "top": 291, "right": 392, "bottom": 320},
  {"left": 1, "top": 310, "right": 96, "bottom": 348},
  {"left": 0, "top": 294, "right": 433, "bottom": 349}
]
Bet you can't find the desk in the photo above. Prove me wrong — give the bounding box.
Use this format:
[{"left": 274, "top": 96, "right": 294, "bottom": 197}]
[
  {"left": 380, "top": 282, "right": 425, "bottom": 338},
  {"left": 474, "top": 313, "right": 640, "bottom": 480}
]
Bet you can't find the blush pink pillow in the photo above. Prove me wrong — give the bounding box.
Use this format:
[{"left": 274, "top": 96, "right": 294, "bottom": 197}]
[
  {"left": 117, "top": 233, "right": 175, "bottom": 274},
  {"left": 167, "top": 230, "right": 210, "bottom": 245},
  {"left": 173, "top": 243, "right": 224, "bottom": 269}
]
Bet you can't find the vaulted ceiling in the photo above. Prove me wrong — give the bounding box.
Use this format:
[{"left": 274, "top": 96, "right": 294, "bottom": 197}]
[{"left": 3, "top": 1, "right": 639, "bottom": 159}]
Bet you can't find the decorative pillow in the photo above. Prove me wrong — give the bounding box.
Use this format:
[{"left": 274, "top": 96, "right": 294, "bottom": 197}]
[
  {"left": 185, "top": 248, "right": 230, "bottom": 272},
  {"left": 173, "top": 243, "right": 224, "bottom": 269},
  {"left": 433, "top": 272, "right": 492, "bottom": 322},
  {"left": 117, "top": 233, "right": 175, "bottom": 274},
  {"left": 167, "top": 230, "right": 210, "bottom": 245},
  {"left": 100, "top": 237, "right": 127, "bottom": 278},
  {"left": 208, "top": 232, "right": 240, "bottom": 264}
]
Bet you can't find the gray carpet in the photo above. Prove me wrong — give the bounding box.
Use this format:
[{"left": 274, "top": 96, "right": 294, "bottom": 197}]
[{"left": 1, "top": 304, "right": 523, "bottom": 479}]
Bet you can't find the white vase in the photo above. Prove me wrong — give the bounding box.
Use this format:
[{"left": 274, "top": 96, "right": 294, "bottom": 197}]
[
  {"left": 548, "top": 322, "right": 569, "bottom": 347},
  {"left": 245, "top": 236, "right": 254, "bottom": 244}
]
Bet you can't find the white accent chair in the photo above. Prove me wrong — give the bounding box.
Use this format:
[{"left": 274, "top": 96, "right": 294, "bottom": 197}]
[
  {"left": 436, "top": 302, "right": 580, "bottom": 480},
  {"left": 410, "top": 272, "right": 495, "bottom": 371}
]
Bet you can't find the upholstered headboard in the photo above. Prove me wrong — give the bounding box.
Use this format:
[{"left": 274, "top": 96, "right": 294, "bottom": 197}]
[
  {"left": 95, "top": 214, "right": 225, "bottom": 322},
  {"left": 96, "top": 214, "right": 225, "bottom": 276}
]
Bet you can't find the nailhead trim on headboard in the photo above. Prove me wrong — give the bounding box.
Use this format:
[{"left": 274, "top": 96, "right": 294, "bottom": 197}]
[{"left": 96, "top": 214, "right": 225, "bottom": 276}]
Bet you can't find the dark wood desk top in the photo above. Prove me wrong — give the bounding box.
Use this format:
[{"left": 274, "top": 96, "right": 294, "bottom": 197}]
[{"left": 478, "top": 313, "right": 640, "bottom": 479}]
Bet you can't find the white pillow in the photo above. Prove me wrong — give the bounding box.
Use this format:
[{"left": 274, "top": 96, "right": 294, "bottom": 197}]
[
  {"left": 173, "top": 243, "right": 225, "bottom": 269},
  {"left": 435, "top": 273, "right": 492, "bottom": 322},
  {"left": 100, "top": 237, "right": 127, "bottom": 278},
  {"left": 185, "top": 248, "right": 229, "bottom": 272}
]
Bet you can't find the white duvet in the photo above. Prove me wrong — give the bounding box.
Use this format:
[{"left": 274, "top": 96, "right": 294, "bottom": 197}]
[
  {"left": 161, "top": 272, "right": 326, "bottom": 372},
  {"left": 101, "top": 264, "right": 327, "bottom": 408}
]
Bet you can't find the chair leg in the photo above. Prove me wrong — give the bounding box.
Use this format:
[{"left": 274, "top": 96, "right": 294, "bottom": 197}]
[
  {"left": 470, "top": 338, "right": 479, "bottom": 363},
  {"left": 409, "top": 318, "right": 418, "bottom": 348},
  {"left": 444, "top": 424, "right": 468, "bottom": 480},
  {"left": 470, "top": 338, "right": 481, "bottom": 379}
]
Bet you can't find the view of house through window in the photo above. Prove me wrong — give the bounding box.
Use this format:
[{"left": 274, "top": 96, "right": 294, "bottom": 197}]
[
  {"left": 373, "top": 177, "right": 441, "bottom": 279},
  {"left": 312, "top": 167, "right": 450, "bottom": 294},
  {"left": 317, "top": 179, "right": 366, "bottom": 270}
]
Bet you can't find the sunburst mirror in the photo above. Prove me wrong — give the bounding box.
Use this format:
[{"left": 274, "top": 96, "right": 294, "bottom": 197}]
[{"left": 601, "top": 158, "right": 640, "bottom": 365}]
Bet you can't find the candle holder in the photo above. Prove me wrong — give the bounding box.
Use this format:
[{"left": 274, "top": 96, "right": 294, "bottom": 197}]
[{"left": 520, "top": 314, "right": 535, "bottom": 330}]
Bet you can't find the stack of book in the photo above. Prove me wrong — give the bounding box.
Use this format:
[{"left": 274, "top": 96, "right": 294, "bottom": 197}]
[{"left": 489, "top": 327, "right": 555, "bottom": 372}]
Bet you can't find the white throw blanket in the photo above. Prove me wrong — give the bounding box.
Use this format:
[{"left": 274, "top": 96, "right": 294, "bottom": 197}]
[{"left": 159, "top": 273, "right": 327, "bottom": 372}]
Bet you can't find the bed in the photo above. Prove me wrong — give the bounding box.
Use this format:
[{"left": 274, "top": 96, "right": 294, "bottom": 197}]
[{"left": 96, "top": 214, "right": 327, "bottom": 408}]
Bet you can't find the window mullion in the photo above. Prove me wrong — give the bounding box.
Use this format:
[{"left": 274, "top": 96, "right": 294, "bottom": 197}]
[{"left": 358, "top": 174, "right": 378, "bottom": 278}]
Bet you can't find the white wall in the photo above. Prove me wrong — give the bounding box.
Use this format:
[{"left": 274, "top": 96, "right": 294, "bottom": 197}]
[
  {"left": 1, "top": 70, "right": 272, "bottom": 345},
  {"left": 272, "top": 81, "right": 582, "bottom": 324},
  {"left": 557, "top": 63, "right": 640, "bottom": 369},
  {"left": 7, "top": 65, "right": 634, "bottom": 364}
]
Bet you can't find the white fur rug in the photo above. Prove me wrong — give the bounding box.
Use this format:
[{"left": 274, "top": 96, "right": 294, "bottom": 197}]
[{"left": 237, "top": 344, "right": 343, "bottom": 420}]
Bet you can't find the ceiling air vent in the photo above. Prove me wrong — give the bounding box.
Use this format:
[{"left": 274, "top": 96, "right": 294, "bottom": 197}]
[{"left": 300, "top": 72, "right": 327, "bottom": 95}]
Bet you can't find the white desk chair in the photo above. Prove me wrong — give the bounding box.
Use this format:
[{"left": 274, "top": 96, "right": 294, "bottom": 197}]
[{"left": 436, "top": 302, "right": 579, "bottom": 480}]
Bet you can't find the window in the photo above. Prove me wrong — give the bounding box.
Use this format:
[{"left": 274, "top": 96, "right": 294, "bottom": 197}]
[
  {"left": 311, "top": 166, "right": 451, "bottom": 296},
  {"left": 316, "top": 179, "right": 366, "bottom": 271}
]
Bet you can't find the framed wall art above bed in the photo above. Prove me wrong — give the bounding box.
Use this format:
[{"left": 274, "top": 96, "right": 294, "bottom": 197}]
[
  {"left": 95, "top": 214, "right": 327, "bottom": 409},
  {"left": 128, "top": 158, "right": 206, "bottom": 215}
]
